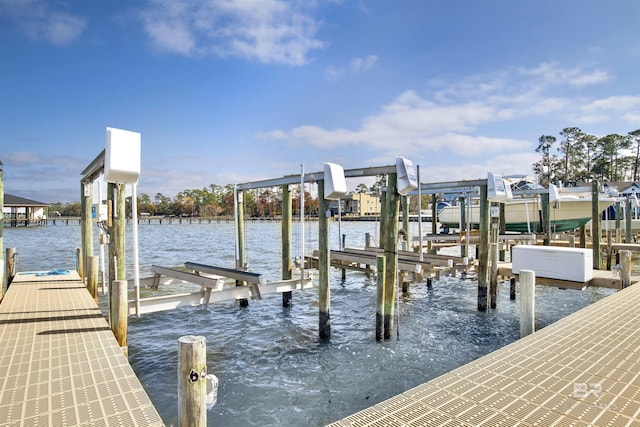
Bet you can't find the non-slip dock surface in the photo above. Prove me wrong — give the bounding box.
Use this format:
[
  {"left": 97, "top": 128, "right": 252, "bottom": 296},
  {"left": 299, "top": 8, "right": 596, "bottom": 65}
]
[
  {"left": 0, "top": 272, "right": 164, "bottom": 427},
  {"left": 329, "top": 283, "right": 640, "bottom": 426}
]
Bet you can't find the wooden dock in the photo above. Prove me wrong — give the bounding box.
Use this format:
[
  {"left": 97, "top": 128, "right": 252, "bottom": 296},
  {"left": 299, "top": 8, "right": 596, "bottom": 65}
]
[
  {"left": 0, "top": 271, "right": 163, "bottom": 426},
  {"left": 328, "top": 282, "right": 640, "bottom": 426}
]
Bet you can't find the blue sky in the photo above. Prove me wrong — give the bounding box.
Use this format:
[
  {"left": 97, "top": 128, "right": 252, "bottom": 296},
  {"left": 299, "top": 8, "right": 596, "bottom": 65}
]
[{"left": 1, "top": 0, "right": 639, "bottom": 203}]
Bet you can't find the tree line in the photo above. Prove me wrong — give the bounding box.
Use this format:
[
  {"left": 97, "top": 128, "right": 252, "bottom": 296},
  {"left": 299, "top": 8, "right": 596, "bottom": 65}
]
[
  {"left": 49, "top": 126, "right": 639, "bottom": 217},
  {"left": 534, "top": 127, "right": 640, "bottom": 187}
]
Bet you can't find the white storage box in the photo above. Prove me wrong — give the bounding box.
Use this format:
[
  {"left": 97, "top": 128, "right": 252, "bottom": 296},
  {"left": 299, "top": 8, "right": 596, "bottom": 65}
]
[
  {"left": 105, "top": 127, "right": 141, "bottom": 184},
  {"left": 512, "top": 245, "right": 593, "bottom": 282}
]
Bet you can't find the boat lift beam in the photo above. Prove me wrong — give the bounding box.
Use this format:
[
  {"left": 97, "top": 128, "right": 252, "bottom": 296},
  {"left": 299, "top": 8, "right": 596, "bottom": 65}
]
[{"left": 235, "top": 165, "right": 396, "bottom": 191}]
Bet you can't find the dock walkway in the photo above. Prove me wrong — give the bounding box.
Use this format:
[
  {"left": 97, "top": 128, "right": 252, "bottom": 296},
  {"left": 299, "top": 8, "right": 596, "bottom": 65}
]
[
  {"left": 0, "top": 271, "right": 163, "bottom": 426},
  {"left": 329, "top": 282, "right": 640, "bottom": 426}
]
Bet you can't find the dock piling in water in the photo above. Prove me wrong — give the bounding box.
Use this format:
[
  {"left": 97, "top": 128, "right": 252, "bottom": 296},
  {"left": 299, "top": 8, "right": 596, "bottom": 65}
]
[
  {"left": 178, "top": 335, "right": 207, "bottom": 427},
  {"left": 281, "top": 184, "right": 293, "bottom": 307},
  {"left": 382, "top": 173, "right": 400, "bottom": 339},
  {"left": 318, "top": 180, "right": 331, "bottom": 339},
  {"left": 110, "top": 279, "right": 128, "bottom": 356},
  {"left": 375, "top": 255, "right": 385, "bottom": 341}
]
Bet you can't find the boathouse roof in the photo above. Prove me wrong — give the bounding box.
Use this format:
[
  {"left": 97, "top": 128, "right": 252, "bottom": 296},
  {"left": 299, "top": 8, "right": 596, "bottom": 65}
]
[{"left": 4, "top": 194, "right": 49, "bottom": 207}]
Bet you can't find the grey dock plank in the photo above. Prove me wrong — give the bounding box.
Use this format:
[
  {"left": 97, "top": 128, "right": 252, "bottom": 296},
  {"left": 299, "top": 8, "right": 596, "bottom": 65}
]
[
  {"left": 0, "top": 271, "right": 164, "bottom": 427},
  {"left": 328, "top": 282, "right": 640, "bottom": 426}
]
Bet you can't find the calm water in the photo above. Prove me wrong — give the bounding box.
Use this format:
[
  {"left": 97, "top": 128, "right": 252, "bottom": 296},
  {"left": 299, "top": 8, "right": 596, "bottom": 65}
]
[{"left": 3, "top": 221, "right": 615, "bottom": 426}]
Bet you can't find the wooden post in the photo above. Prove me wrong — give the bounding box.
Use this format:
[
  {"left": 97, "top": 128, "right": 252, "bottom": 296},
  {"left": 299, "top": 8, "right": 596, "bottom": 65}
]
[
  {"left": 87, "top": 255, "right": 99, "bottom": 303},
  {"left": 519, "top": 270, "right": 535, "bottom": 338},
  {"left": 178, "top": 335, "right": 207, "bottom": 427},
  {"left": 382, "top": 173, "right": 400, "bottom": 339},
  {"left": 375, "top": 255, "right": 385, "bottom": 341},
  {"left": 5, "top": 247, "right": 16, "bottom": 288},
  {"left": 365, "top": 233, "right": 371, "bottom": 248},
  {"left": 379, "top": 190, "right": 387, "bottom": 248},
  {"left": 459, "top": 196, "right": 467, "bottom": 258},
  {"left": 401, "top": 195, "right": 409, "bottom": 251},
  {"left": 76, "top": 247, "right": 83, "bottom": 278},
  {"left": 490, "top": 204, "right": 499, "bottom": 309},
  {"left": 615, "top": 201, "right": 621, "bottom": 242},
  {"left": 620, "top": 250, "right": 632, "bottom": 288},
  {"left": 236, "top": 190, "right": 248, "bottom": 307},
  {"left": 80, "top": 181, "right": 93, "bottom": 281},
  {"left": 579, "top": 225, "right": 587, "bottom": 248},
  {"left": 110, "top": 279, "right": 128, "bottom": 355},
  {"left": 541, "top": 192, "right": 551, "bottom": 246},
  {"left": 281, "top": 185, "right": 293, "bottom": 307},
  {"left": 626, "top": 198, "right": 633, "bottom": 243},
  {"left": 592, "top": 181, "right": 601, "bottom": 269},
  {"left": 499, "top": 203, "right": 506, "bottom": 261},
  {"left": 431, "top": 194, "right": 438, "bottom": 235},
  {"left": 108, "top": 183, "right": 126, "bottom": 290},
  {"left": 509, "top": 277, "right": 516, "bottom": 300},
  {"left": 606, "top": 231, "right": 613, "bottom": 270},
  {"left": 477, "top": 184, "right": 490, "bottom": 311},
  {"left": 568, "top": 234, "right": 575, "bottom": 248},
  {"left": 318, "top": 180, "right": 331, "bottom": 339}
]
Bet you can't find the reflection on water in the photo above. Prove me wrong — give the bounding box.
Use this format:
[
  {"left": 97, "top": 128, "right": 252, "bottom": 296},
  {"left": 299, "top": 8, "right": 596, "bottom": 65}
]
[{"left": 3, "top": 222, "right": 615, "bottom": 426}]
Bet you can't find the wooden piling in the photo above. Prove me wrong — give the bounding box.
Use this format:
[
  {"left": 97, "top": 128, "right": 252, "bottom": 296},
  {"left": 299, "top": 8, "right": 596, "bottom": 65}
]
[
  {"left": 499, "top": 204, "right": 506, "bottom": 261},
  {"left": 80, "top": 181, "right": 93, "bottom": 281},
  {"left": 477, "top": 184, "right": 490, "bottom": 311},
  {"left": 519, "top": 270, "right": 535, "bottom": 338},
  {"left": 110, "top": 279, "right": 128, "bottom": 355},
  {"left": 541, "top": 192, "right": 551, "bottom": 246},
  {"left": 281, "top": 185, "right": 293, "bottom": 307},
  {"left": 108, "top": 183, "right": 126, "bottom": 287},
  {"left": 5, "top": 247, "right": 16, "bottom": 283},
  {"left": 76, "top": 247, "right": 83, "bottom": 278},
  {"left": 382, "top": 173, "right": 400, "bottom": 339},
  {"left": 375, "top": 255, "right": 385, "bottom": 341},
  {"left": 236, "top": 190, "right": 248, "bottom": 307},
  {"left": 87, "top": 255, "right": 99, "bottom": 303},
  {"left": 318, "top": 180, "right": 331, "bottom": 339},
  {"left": 459, "top": 196, "right": 467, "bottom": 258},
  {"left": 431, "top": 194, "right": 438, "bottom": 235},
  {"left": 579, "top": 225, "right": 587, "bottom": 248},
  {"left": 606, "top": 231, "right": 613, "bottom": 270},
  {"left": 509, "top": 277, "right": 516, "bottom": 300},
  {"left": 592, "top": 181, "right": 601, "bottom": 269},
  {"left": 401, "top": 195, "right": 409, "bottom": 251},
  {"left": 490, "top": 205, "right": 499, "bottom": 309},
  {"left": 178, "top": 335, "right": 207, "bottom": 427},
  {"left": 620, "top": 250, "right": 632, "bottom": 288},
  {"left": 626, "top": 198, "right": 633, "bottom": 243}
]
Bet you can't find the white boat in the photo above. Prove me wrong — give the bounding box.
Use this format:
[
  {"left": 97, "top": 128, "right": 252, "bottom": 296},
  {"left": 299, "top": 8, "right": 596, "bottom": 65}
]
[{"left": 438, "top": 180, "right": 617, "bottom": 233}]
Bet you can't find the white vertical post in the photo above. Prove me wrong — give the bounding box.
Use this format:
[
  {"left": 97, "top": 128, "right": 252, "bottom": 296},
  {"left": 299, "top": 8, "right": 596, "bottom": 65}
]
[
  {"left": 178, "top": 335, "right": 207, "bottom": 426},
  {"left": 519, "top": 270, "right": 535, "bottom": 338}
]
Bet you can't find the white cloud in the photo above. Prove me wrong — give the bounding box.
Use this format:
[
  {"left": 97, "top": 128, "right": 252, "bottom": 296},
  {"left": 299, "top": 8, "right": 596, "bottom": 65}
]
[
  {"left": 327, "top": 54, "right": 379, "bottom": 78},
  {"left": 138, "top": 0, "right": 324, "bottom": 65},
  {"left": 518, "top": 62, "right": 610, "bottom": 87},
  {"left": 582, "top": 95, "right": 640, "bottom": 112},
  {"left": 0, "top": 0, "right": 87, "bottom": 45},
  {"left": 262, "top": 62, "right": 635, "bottom": 161}
]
